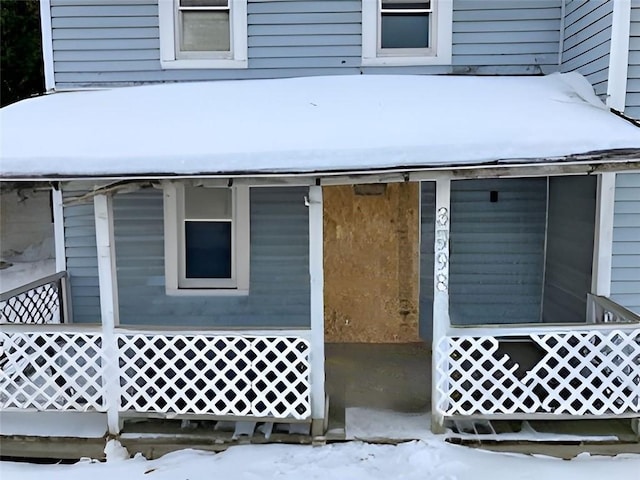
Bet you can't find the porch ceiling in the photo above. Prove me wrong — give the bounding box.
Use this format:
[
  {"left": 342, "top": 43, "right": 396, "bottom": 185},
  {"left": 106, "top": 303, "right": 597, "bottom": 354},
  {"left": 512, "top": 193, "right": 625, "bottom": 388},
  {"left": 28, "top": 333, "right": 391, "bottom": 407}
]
[{"left": 2, "top": 73, "right": 640, "bottom": 180}]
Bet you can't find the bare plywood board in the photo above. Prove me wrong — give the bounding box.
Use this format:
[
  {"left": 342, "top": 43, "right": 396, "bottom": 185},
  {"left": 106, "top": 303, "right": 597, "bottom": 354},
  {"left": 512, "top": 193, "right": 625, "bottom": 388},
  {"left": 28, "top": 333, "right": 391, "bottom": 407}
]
[{"left": 323, "top": 183, "right": 420, "bottom": 343}]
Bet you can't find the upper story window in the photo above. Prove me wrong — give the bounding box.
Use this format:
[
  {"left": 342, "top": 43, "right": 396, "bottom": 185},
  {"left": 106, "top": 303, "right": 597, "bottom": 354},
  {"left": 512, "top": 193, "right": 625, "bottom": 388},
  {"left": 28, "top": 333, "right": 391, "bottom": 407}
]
[
  {"left": 164, "top": 182, "right": 250, "bottom": 295},
  {"left": 362, "top": 0, "right": 453, "bottom": 66},
  {"left": 159, "top": 0, "right": 248, "bottom": 69}
]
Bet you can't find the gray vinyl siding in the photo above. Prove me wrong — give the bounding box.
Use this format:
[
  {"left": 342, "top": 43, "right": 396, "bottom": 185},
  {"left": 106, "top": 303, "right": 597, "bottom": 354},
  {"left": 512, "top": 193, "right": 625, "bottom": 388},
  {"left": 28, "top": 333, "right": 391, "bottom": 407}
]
[
  {"left": 560, "top": 0, "right": 613, "bottom": 101},
  {"left": 419, "top": 179, "right": 547, "bottom": 332},
  {"left": 113, "top": 187, "right": 310, "bottom": 327},
  {"left": 62, "top": 186, "right": 310, "bottom": 326},
  {"left": 448, "top": 179, "right": 547, "bottom": 325},
  {"left": 448, "top": 0, "right": 561, "bottom": 76},
  {"left": 418, "top": 182, "right": 435, "bottom": 340},
  {"left": 541, "top": 176, "right": 596, "bottom": 324},
  {"left": 49, "top": 0, "right": 562, "bottom": 89},
  {"left": 627, "top": 1, "right": 640, "bottom": 118},
  {"left": 611, "top": 172, "right": 640, "bottom": 314},
  {"left": 63, "top": 190, "right": 100, "bottom": 324}
]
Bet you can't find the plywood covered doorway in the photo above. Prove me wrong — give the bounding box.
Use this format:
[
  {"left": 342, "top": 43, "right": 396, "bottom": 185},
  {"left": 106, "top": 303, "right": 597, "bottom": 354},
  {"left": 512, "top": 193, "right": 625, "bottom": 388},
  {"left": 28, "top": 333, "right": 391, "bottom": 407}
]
[{"left": 323, "top": 183, "right": 420, "bottom": 343}]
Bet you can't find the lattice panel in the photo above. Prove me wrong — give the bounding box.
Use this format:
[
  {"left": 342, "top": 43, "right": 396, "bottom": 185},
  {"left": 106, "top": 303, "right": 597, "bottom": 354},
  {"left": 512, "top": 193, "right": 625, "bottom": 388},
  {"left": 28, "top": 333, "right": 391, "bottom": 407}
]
[
  {"left": 117, "top": 334, "right": 311, "bottom": 419},
  {"left": 435, "top": 336, "right": 542, "bottom": 415},
  {"left": 1, "top": 283, "right": 60, "bottom": 324},
  {"left": 437, "top": 329, "right": 640, "bottom": 416},
  {"left": 526, "top": 330, "right": 640, "bottom": 415},
  {"left": 0, "top": 331, "right": 105, "bottom": 411}
]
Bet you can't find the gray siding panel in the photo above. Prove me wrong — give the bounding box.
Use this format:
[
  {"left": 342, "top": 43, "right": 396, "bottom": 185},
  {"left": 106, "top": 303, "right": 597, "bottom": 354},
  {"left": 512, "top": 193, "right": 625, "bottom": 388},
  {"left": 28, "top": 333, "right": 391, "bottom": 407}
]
[
  {"left": 447, "top": 179, "right": 547, "bottom": 326},
  {"left": 63, "top": 191, "right": 101, "bottom": 324},
  {"left": 419, "top": 179, "right": 547, "bottom": 334},
  {"left": 560, "top": 0, "right": 613, "bottom": 100},
  {"left": 113, "top": 187, "right": 310, "bottom": 327},
  {"left": 419, "top": 182, "right": 435, "bottom": 341},
  {"left": 50, "top": 0, "right": 562, "bottom": 88},
  {"left": 542, "top": 176, "right": 596, "bottom": 324},
  {"left": 611, "top": 173, "right": 640, "bottom": 314},
  {"left": 627, "top": 2, "right": 640, "bottom": 117}
]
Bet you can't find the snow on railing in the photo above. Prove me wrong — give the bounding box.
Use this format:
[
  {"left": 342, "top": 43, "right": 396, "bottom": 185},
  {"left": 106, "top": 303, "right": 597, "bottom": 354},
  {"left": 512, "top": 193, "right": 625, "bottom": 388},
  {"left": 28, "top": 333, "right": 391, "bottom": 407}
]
[
  {"left": 436, "top": 324, "right": 640, "bottom": 418},
  {"left": 0, "top": 271, "right": 70, "bottom": 324}
]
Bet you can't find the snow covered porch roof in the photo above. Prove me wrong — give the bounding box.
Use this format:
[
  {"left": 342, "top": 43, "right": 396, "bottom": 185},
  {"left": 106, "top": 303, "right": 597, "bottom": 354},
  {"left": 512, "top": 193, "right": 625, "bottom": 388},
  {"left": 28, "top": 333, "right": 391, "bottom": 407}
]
[{"left": 1, "top": 73, "right": 640, "bottom": 180}]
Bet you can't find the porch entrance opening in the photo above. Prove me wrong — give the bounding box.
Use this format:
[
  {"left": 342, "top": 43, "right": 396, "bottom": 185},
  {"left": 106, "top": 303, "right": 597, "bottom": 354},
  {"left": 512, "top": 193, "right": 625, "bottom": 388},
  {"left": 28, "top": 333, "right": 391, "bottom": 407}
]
[{"left": 323, "top": 183, "right": 432, "bottom": 436}]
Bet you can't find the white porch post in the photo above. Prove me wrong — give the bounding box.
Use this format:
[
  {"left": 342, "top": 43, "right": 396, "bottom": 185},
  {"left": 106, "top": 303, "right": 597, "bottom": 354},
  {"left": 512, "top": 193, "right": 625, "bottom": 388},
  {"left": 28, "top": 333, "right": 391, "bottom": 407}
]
[
  {"left": 52, "top": 187, "right": 72, "bottom": 323},
  {"left": 592, "top": 173, "right": 617, "bottom": 298},
  {"left": 94, "top": 194, "right": 121, "bottom": 435},
  {"left": 308, "top": 185, "right": 326, "bottom": 436},
  {"left": 52, "top": 187, "right": 66, "bottom": 273},
  {"left": 431, "top": 178, "right": 451, "bottom": 434}
]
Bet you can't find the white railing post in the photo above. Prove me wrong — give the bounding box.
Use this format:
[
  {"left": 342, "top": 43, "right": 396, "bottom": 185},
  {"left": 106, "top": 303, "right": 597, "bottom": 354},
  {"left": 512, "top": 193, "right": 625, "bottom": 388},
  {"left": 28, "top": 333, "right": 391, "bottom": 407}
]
[
  {"left": 308, "top": 185, "right": 326, "bottom": 436},
  {"left": 431, "top": 178, "right": 451, "bottom": 433},
  {"left": 94, "top": 194, "right": 121, "bottom": 435}
]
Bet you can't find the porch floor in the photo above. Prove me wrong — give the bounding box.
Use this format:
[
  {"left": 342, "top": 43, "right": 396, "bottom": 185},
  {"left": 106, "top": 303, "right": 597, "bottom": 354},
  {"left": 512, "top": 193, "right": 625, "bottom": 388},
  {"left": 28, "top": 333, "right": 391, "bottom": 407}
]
[
  {"left": 325, "top": 342, "right": 431, "bottom": 441},
  {"left": 324, "top": 342, "right": 639, "bottom": 453}
]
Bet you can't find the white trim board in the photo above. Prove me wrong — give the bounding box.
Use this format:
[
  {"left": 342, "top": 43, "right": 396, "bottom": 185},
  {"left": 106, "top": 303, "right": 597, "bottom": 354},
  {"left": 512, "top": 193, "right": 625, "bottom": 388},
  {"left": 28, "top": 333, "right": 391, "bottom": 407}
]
[
  {"left": 607, "top": 0, "right": 632, "bottom": 111},
  {"left": 39, "top": 0, "right": 54, "bottom": 92}
]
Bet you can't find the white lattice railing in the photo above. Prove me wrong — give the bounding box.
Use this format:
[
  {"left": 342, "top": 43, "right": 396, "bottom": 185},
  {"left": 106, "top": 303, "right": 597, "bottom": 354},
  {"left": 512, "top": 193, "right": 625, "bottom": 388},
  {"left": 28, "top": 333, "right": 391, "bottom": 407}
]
[
  {"left": 588, "top": 294, "right": 640, "bottom": 324},
  {"left": 0, "top": 272, "right": 69, "bottom": 324},
  {"left": 117, "top": 332, "right": 311, "bottom": 420},
  {"left": 1, "top": 326, "right": 312, "bottom": 422},
  {"left": 0, "top": 327, "right": 105, "bottom": 411},
  {"left": 436, "top": 326, "right": 640, "bottom": 417}
]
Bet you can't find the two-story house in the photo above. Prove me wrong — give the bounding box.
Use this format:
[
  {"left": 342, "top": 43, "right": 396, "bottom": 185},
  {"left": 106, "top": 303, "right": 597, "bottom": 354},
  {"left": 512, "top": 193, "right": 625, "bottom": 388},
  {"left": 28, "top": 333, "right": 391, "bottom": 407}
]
[{"left": 1, "top": 0, "right": 639, "bottom": 457}]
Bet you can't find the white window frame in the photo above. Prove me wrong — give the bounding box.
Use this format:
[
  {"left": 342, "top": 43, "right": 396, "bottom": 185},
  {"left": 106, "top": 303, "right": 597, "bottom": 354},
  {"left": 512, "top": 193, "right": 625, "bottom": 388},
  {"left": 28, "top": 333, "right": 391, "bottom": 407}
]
[
  {"left": 164, "top": 182, "right": 250, "bottom": 296},
  {"left": 362, "top": 0, "right": 453, "bottom": 66},
  {"left": 159, "top": 0, "right": 248, "bottom": 69}
]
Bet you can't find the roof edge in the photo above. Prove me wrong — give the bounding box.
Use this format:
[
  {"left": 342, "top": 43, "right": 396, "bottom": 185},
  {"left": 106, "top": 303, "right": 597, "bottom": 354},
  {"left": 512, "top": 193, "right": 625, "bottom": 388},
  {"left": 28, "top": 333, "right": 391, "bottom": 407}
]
[{"left": 2, "top": 150, "right": 639, "bottom": 183}]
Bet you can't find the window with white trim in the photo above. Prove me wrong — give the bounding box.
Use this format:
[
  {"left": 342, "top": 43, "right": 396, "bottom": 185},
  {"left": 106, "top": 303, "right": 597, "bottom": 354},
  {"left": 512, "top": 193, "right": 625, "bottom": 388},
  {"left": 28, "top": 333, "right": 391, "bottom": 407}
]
[
  {"left": 158, "top": 0, "right": 248, "bottom": 69},
  {"left": 164, "top": 183, "right": 250, "bottom": 294},
  {"left": 362, "top": 0, "right": 453, "bottom": 66}
]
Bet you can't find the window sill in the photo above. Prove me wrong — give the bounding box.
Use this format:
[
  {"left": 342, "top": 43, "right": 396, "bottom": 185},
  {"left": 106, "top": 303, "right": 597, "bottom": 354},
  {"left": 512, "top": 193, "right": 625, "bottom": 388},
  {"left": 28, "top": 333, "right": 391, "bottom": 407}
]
[
  {"left": 361, "top": 55, "right": 452, "bottom": 67},
  {"left": 160, "top": 58, "right": 248, "bottom": 70},
  {"left": 166, "top": 287, "right": 249, "bottom": 297}
]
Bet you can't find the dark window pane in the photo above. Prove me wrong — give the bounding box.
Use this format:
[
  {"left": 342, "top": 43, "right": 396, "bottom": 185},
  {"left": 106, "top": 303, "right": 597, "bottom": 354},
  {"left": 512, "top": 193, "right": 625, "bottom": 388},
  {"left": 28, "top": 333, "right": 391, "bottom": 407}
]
[
  {"left": 180, "top": 0, "right": 228, "bottom": 7},
  {"left": 382, "top": 2, "right": 430, "bottom": 8},
  {"left": 381, "top": 13, "right": 430, "bottom": 49},
  {"left": 185, "top": 221, "right": 232, "bottom": 279}
]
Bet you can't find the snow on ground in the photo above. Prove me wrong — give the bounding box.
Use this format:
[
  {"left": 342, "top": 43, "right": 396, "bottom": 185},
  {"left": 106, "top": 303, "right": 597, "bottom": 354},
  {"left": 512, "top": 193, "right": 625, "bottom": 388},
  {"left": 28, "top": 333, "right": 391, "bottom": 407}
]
[
  {"left": 1, "top": 409, "right": 638, "bottom": 480},
  {"left": 0, "top": 238, "right": 56, "bottom": 294},
  {"left": 0, "top": 259, "right": 55, "bottom": 294},
  {"left": 1, "top": 435, "right": 638, "bottom": 480},
  {"left": 345, "top": 408, "right": 619, "bottom": 442}
]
